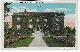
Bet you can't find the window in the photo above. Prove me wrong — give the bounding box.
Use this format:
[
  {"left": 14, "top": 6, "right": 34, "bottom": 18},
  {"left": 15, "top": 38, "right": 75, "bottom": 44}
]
[
  {"left": 47, "top": 25, "right": 48, "bottom": 27},
  {"left": 17, "top": 25, "right": 20, "bottom": 30},
  {"left": 29, "top": 24, "right": 33, "bottom": 28},
  {"left": 55, "top": 14, "right": 57, "bottom": 16},
  {"left": 55, "top": 23, "right": 59, "bottom": 26},
  {"left": 29, "top": 19, "right": 32, "bottom": 22},
  {"left": 58, "top": 16, "right": 61, "bottom": 17},
  {"left": 37, "top": 19, "right": 39, "bottom": 22},
  {"left": 17, "top": 18, "right": 20, "bottom": 22},
  {"left": 44, "top": 19, "right": 47, "bottom": 22},
  {"left": 55, "top": 26, "right": 60, "bottom": 30},
  {"left": 6, "top": 22, "right": 8, "bottom": 24},
  {"left": 56, "top": 18, "right": 60, "bottom": 21},
  {"left": 44, "top": 24, "right": 46, "bottom": 26}
]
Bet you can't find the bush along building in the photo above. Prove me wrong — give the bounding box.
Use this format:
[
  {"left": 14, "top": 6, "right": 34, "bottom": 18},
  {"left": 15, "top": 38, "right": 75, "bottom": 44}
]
[{"left": 12, "top": 9, "right": 65, "bottom": 37}]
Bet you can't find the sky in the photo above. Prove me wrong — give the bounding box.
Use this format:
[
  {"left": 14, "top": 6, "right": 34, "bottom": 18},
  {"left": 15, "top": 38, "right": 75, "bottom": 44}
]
[{"left": 7, "top": 3, "right": 76, "bottom": 28}]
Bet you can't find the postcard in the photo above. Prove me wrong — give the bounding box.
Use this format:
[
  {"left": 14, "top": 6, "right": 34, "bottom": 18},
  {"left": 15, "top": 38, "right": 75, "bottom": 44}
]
[{"left": 1, "top": 1, "right": 77, "bottom": 49}]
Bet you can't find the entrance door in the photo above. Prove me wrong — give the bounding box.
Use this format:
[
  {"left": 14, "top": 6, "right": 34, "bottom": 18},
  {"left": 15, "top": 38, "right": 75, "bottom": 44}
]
[{"left": 37, "top": 26, "right": 39, "bottom": 31}]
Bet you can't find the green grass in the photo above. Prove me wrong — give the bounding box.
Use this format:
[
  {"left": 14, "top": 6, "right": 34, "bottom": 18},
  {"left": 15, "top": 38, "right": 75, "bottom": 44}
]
[
  {"left": 43, "top": 37, "right": 67, "bottom": 47},
  {"left": 7, "top": 37, "right": 34, "bottom": 48}
]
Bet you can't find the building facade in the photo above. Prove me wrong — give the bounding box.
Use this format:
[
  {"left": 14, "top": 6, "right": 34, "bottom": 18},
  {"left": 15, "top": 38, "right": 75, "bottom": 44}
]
[{"left": 12, "top": 9, "right": 65, "bottom": 36}]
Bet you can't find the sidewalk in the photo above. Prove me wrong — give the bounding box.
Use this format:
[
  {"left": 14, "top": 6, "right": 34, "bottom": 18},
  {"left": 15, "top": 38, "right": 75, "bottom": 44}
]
[{"left": 29, "top": 31, "right": 48, "bottom": 47}]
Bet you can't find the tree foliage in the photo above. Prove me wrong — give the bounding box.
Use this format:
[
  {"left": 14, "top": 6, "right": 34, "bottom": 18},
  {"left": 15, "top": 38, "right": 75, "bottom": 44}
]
[
  {"left": 4, "top": 2, "right": 11, "bottom": 12},
  {"left": 65, "top": 26, "right": 76, "bottom": 36}
]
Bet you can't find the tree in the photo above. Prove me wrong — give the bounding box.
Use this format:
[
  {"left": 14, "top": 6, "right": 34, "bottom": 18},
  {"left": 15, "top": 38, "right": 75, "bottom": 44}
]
[{"left": 4, "top": 2, "right": 11, "bottom": 12}]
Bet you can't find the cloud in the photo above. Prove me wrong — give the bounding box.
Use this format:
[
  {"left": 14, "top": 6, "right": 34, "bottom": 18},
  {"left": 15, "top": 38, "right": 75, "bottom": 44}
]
[
  {"left": 8, "top": 7, "right": 27, "bottom": 16},
  {"left": 23, "top": 8, "right": 37, "bottom": 12},
  {"left": 30, "top": 9, "right": 37, "bottom": 12},
  {"left": 10, "top": 6, "right": 38, "bottom": 12},
  {"left": 44, "top": 8, "right": 68, "bottom": 12},
  {"left": 44, "top": 8, "right": 53, "bottom": 12},
  {"left": 64, "top": 14, "right": 76, "bottom": 20},
  {"left": 53, "top": 8, "right": 68, "bottom": 12},
  {"left": 20, "top": 6, "right": 26, "bottom": 9},
  {"left": 7, "top": 9, "right": 16, "bottom": 16}
]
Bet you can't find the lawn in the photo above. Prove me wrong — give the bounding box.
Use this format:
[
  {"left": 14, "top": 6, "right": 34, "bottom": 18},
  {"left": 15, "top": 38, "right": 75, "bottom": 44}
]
[
  {"left": 43, "top": 37, "right": 67, "bottom": 47},
  {"left": 7, "top": 37, "right": 34, "bottom": 48}
]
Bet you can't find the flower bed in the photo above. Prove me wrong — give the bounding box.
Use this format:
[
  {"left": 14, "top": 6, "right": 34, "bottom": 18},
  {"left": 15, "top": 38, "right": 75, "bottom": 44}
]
[
  {"left": 43, "top": 36, "right": 75, "bottom": 47},
  {"left": 4, "top": 35, "right": 34, "bottom": 48}
]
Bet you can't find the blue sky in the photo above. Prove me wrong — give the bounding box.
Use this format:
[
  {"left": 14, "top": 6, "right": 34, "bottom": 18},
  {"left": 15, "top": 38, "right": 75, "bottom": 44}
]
[{"left": 7, "top": 3, "right": 76, "bottom": 15}]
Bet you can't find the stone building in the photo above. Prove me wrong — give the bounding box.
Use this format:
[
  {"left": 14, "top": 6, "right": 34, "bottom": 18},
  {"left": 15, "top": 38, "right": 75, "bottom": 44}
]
[{"left": 12, "top": 9, "right": 65, "bottom": 36}]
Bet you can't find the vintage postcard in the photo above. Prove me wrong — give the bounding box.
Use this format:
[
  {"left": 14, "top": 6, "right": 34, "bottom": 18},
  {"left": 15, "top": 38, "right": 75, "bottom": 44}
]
[{"left": 2, "top": 1, "right": 77, "bottom": 49}]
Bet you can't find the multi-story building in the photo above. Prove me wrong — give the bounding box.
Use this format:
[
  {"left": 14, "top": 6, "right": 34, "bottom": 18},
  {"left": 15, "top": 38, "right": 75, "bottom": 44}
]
[{"left": 12, "top": 9, "right": 65, "bottom": 36}]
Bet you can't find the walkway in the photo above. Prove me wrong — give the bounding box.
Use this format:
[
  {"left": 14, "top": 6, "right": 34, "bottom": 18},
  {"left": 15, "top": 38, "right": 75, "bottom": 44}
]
[{"left": 29, "top": 31, "right": 48, "bottom": 47}]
